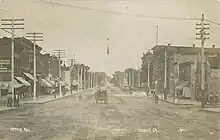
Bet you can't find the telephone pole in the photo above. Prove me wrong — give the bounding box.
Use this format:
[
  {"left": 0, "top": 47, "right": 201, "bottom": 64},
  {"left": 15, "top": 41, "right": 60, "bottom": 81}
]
[
  {"left": 53, "top": 49, "right": 66, "bottom": 96},
  {"left": 76, "top": 61, "right": 80, "bottom": 92},
  {"left": 156, "top": 25, "right": 159, "bottom": 45},
  {"left": 1, "top": 18, "right": 24, "bottom": 100},
  {"left": 26, "top": 32, "right": 43, "bottom": 101},
  {"left": 80, "top": 64, "right": 83, "bottom": 92},
  {"left": 196, "top": 13, "right": 210, "bottom": 91},
  {"left": 147, "top": 61, "right": 150, "bottom": 90},
  {"left": 196, "top": 13, "right": 210, "bottom": 108}
]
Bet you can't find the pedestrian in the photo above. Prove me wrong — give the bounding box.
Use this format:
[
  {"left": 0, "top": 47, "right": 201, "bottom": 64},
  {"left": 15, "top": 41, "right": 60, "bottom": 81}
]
[
  {"left": 210, "top": 92, "right": 214, "bottom": 104},
  {"left": 70, "top": 85, "right": 73, "bottom": 94},
  {"left": 13, "top": 92, "right": 17, "bottom": 107},
  {"left": 214, "top": 92, "right": 218, "bottom": 104},
  {"left": 15, "top": 92, "right": 20, "bottom": 107},
  {"left": 51, "top": 88, "right": 56, "bottom": 99},
  {"left": 155, "top": 93, "right": 159, "bottom": 104},
  {"left": 173, "top": 92, "right": 176, "bottom": 103},
  {"left": 7, "top": 92, "right": 13, "bottom": 107},
  {"left": 173, "top": 91, "right": 179, "bottom": 103}
]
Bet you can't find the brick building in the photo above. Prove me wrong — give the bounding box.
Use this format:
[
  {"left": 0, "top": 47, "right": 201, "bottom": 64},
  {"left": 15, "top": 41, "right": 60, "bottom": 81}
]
[
  {"left": 0, "top": 37, "right": 56, "bottom": 98},
  {"left": 142, "top": 44, "right": 220, "bottom": 99}
]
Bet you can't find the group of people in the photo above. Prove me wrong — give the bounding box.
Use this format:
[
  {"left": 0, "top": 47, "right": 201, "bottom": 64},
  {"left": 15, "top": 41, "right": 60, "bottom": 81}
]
[
  {"left": 209, "top": 92, "right": 219, "bottom": 104},
  {"left": 6, "top": 92, "right": 20, "bottom": 107}
]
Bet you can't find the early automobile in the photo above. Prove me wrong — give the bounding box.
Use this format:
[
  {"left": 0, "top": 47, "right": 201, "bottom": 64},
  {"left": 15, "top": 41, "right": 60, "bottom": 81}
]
[{"left": 95, "top": 88, "right": 108, "bottom": 104}]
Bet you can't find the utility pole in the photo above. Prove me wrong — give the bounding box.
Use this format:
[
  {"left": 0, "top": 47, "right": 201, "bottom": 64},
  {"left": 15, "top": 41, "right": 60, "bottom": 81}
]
[
  {"left": 91, "top": 72, "right": 93, "bottom": 88},
  {"left": 164, "top": 45, "right": 168, "bottom": 99},
  {"left": 90, "top": 72, "right": 93, "bottom": 88},
  {"left": 147, "top": 62, "right": 150, "bottom": 90},
  {"left": 76, "top": 62, "right": 80, "bottom": 92},
  {"left": 84, "top": 65, "right": 86, "bottom": 90},
  {"left": 26, "top": 32, "right": 43, "bottom": 101},
  {"left": 196, "top": 13, "right": 210, "bottom": 91},
  {"left": 156, "top": 25, "right": 159, "bottom": 45},
  {"left": 80, "top": 64, "right": 83, "bottom": 91},
  {"left": 196, "top": 13, "right": 210, "bottom": 108},
  {"left": 1, "top": 18, "right": 24, "bottom": 101},
  {"left": 132, "top": 70, "right": 135, "bottom": 88},
  {"left": 95, "top": 73, "right": 98, "bottom": 88},
  {"left": 53, "top": 49, "right": 66, "bottom": 96}
]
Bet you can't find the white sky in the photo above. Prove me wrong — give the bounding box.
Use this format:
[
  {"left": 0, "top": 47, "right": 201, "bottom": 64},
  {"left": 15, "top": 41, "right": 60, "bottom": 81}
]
[{"left": 0, "top": 0, "right": 220, "bottom": 75}]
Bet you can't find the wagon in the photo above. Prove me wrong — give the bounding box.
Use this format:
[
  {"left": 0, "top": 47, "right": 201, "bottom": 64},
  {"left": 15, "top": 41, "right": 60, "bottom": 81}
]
[{"left": 95, "top": 90, "right": 108, "bottom": 104}]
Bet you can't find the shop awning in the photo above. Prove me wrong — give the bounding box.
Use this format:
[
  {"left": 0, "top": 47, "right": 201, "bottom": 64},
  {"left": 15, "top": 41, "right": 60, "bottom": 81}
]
[
  {"left": 40, "top": 79, "right": 53, "bottom": 88},
  {"left": 14, "top": 79, "right": 23, "bottom": 88},
  {"left": 15, "top": 77, "right": 31, "bottom": 86},
  {"left": 23, "top": 72, "right": 38, "bottom": 81},
  {"left": 0, "top": 79, "right": 23, "bottom": 89},
  {"left": 176, "top": 81, "right": 189, "bottom": 89}
]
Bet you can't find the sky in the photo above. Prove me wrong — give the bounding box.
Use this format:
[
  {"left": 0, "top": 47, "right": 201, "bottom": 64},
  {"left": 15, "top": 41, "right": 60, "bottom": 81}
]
[{"left": 0, "top": 0, "right": 220, "bottom": 76}]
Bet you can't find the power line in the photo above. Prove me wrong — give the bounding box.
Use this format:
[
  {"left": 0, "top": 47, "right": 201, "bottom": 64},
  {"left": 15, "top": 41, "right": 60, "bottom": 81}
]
[
  {"left": 205, "top": 19, "right": 220, "bottom": 26},
  {"left": 34, "top": 0, "right": 199, "bottom": 21}
]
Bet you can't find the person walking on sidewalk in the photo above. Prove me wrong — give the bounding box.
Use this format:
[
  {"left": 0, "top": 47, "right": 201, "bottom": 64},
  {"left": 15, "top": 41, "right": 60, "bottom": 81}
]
[
  {"left": 173, "top": 92, "right": 179, "bottom": 103},
  {"left": 51, "top": 88, "right": 56, "bottom": 99},
  {"left": 15, "top": 92, "right": 20, "bottom": 107},
  {"left": 6, "top": 92, "right": 13, "bottom": 107}
]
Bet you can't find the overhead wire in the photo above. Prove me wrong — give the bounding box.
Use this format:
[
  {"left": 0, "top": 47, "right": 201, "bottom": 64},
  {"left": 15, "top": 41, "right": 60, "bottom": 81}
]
[
  {"left": 205, "top": 19, "right": 220, "bottom": 26},
  {"left": 34, "top": 0, "right": 199, "bottom": 21}
]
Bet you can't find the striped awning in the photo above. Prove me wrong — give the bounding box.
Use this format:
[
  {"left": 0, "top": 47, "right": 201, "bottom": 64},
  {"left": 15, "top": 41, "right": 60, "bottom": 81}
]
[
  {"left": 15, "top": 77, "right": 31, "bottom": 86},
  {"left": 40, "top": 79, "right": 53, "bottom": 88},
  {"left": 0, "top": 79, "right": 23, "bottom": 89},
  {"left": 14, "top": 79, "right": 23, "bottom": 88},
  {"left": 23, "top": 72, "right": 38, "bottom": 82}
]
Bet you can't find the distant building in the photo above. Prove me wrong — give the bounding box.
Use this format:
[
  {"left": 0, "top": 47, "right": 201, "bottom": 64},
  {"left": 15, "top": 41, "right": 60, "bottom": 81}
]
[
  {"left": 142, "top": 44, "right": 220, "bottom": 99},
  {"left": 141, "top": 50, "right": 154, "bottom": 89}
]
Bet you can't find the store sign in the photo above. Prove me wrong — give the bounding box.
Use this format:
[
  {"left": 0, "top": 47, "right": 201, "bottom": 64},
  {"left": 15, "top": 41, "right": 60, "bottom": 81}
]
[{"left": 0, "top": 58, "right": 11, "bottom": 72}]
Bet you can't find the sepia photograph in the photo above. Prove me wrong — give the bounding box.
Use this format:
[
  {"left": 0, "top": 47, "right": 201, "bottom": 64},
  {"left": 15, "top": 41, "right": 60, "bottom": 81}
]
[{"left": 0, "top": 0, "right": 220, "bottom": 139}]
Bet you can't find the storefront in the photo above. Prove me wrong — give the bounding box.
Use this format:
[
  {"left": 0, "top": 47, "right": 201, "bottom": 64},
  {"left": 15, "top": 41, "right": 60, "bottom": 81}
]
[{"left": 40, "top": 78, "right": 53, "bottom": 95}]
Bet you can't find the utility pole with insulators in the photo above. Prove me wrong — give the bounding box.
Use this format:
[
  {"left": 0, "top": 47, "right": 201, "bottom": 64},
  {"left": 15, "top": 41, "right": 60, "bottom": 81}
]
[
  {"left": 196, "top": 13, "right": 210, "bottom": 108},
  {"left": 26, "top": 32, "right": 43, "bottom": 101},
  {"left": 1, "top": 18, "right": 24, "bottom": 102},
  {"left": 107, "top": 46, "right": 110, "bottom": 55},
  {"left": 196, "top": 13, "right": 210, "bottom": 91},
  {"left": 53, "top": 49, "right": 66, "bottom": 96}
]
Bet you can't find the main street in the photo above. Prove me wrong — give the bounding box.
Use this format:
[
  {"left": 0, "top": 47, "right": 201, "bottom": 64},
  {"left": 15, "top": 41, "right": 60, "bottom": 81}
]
[{"left": 0, "top": 88, "right": 220, "bottom": 140}]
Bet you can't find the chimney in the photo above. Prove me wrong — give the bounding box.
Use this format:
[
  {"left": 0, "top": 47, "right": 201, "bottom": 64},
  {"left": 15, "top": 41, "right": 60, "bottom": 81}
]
[
  {"left": 193, "top": 44, "right": 195, "bottom": 47},
  {"left": 212, "top": 45, "right": 215, "bottom": 48}
]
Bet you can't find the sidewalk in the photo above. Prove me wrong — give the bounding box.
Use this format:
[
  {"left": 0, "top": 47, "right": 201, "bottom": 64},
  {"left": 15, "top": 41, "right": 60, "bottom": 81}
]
[
  {"left": 0, "top": 89, "right": 94, "bottom": 112},
  {"left": 158, "top": 95, "right": 201, "bottom": 106},
  {"left": 200, "top": 107, "right": 220, "bottom": 113}
]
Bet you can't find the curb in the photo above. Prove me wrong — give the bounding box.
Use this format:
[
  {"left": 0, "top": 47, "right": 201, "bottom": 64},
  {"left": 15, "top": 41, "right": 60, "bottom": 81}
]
[
  {"left": 23, "top": 90, "right": 90, "bottom": 104},
  {"left": 199, "top": 108, "right": 220, "bottom": 114},
  {"left": 159, "top": 99, "right": 195, "bottom": 106},
  {"left": 0, "top": 107, "right": 18, "bottom": 113},
  {"left": 0, "top": 90, "right": 95, "bottom": 112}
]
